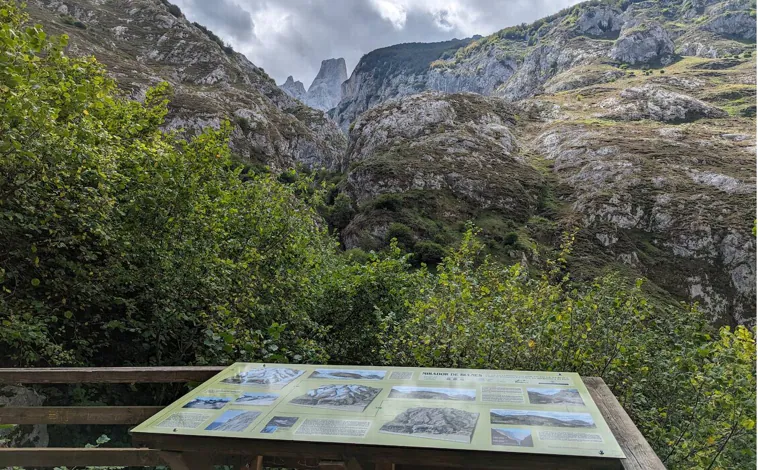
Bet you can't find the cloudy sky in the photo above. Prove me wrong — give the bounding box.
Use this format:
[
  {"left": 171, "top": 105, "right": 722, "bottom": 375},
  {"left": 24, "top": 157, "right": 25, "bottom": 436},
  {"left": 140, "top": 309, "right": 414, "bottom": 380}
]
[{"left": 172, "top": 0, "right": 583, "bottom": 86}]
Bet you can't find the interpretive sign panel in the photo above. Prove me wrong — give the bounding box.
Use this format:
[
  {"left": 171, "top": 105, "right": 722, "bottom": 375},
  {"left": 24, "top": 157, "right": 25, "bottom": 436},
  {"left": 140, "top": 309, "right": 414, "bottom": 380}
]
[{"left": 131, "top": 363, "right": 625, "bottom": 459}]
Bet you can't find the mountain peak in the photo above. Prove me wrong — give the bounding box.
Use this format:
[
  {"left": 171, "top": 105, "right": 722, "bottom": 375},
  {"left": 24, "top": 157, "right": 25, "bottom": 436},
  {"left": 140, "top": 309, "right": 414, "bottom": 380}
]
[
  {"left": 305, "top": 57, "right": 348, "bottom": 111},
  {"left": 280, "top": 75, "right": 307, "bottom": 100}
]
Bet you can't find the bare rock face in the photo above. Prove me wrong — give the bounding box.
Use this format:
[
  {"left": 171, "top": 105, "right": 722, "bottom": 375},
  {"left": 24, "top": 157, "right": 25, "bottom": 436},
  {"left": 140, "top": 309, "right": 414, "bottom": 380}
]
[
  {"left": 280, "top": 75, "right": 307, "bottom": 101},
  {"left": 534, "top": 123, "right": 755, "bottom": 324},
  {"left": 610, "top": 21, "right": 675, "bottom": 65},
  {"left": 305, "top": 58, "right": 348, "bottom": 112},
  {"left": 597, "top": 85, "right": 729, "bottom": 122},
  {"left": 574, "top": 4, "right": 623, "bottom": 37},
  {"left": 341, "top": 92, "right": 544, "bottom": 250},
  {"left": 498, "top": 36, "right": 612, "bottom": 101},
  {"left": 28, "top": 0, "right": 346, "bottom": 170},
  {"left": 700, "top": 10, "right": 756, "bottom": 40}
]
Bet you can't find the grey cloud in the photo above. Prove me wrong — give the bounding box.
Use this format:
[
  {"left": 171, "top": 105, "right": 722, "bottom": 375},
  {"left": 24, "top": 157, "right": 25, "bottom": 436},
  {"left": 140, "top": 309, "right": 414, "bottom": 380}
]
[
  {"left": 173, "top": 0, "right": 582, "bottom": 85},
  {"left": 175, "top": 0, "right": 253, "bottom": 42}
]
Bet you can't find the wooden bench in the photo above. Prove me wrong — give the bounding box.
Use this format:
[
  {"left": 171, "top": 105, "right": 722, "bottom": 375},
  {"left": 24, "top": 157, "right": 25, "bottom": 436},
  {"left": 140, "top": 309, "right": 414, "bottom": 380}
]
[{"left": 0, "top": 367, "right": 665, "bottom": 469}]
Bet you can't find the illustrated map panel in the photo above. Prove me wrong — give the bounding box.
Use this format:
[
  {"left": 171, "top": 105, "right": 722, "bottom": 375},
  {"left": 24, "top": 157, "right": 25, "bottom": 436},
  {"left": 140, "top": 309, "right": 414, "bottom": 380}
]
[{"left": 131, "top": 363, "right": 625, "bottom": 460}]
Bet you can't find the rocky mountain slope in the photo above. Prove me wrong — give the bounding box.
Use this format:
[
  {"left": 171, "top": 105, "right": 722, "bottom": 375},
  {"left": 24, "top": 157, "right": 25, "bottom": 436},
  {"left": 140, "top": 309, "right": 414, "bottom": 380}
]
[
  {"left": 27, "top": 0, "right": 346, "bottom": 170},
  {"left": 333, "top": 0, "right": 755, "bottom": 130},
  {"left": 331, "top": 0, "right": 756, "bottom": 326},
  {"left": 280, "top": 58, "right": 348, "bottom": 112}
]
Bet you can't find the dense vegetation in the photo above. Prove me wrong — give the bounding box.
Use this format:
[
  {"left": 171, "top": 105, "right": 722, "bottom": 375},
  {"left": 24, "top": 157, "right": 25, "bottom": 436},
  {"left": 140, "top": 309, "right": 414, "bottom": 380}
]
[{"left": 0, "top": 2, "right": 755, "bottom": 469}]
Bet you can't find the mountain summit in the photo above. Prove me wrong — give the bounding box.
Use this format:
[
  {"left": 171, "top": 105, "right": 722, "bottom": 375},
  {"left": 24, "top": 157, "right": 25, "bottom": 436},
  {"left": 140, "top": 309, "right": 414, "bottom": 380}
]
[{"left": 280, "top": 58, "right": 348, "bottom": 112}]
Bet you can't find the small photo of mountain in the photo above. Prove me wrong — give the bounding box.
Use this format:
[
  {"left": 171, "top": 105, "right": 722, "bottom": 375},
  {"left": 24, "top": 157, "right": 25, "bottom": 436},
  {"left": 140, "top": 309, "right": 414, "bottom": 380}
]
[
  {"left": 182, "top": 396, "right": 231, "bottom": 410},
  {"left": 290, "top": 384, "right": 382, "bottom": 412},
  {"left": 491, "top": 428, "right": 534, "bottom": 447},
  {"left": 527, "top": 388, "right": 585, "bottom": 406},
  {"left": 260, "top": 416, "right": 298, "bottom": 434},
  {"left": 388, "top": 386, "right": 476, "bottom": 402},
  {"left": 309, "top": 369, "right": 386, "bottom": 380},
  {"left": 233, "top": 392, "right": 279, "bottom": 406},
  {"left": 221, "top": 367, "right": 304, "bottom": 386},
  {"left": 205, "top": 410, "right": 260, "bottom": 432},
  {"left": 490, "top": 409, "right": 596, "bottom": 428}
]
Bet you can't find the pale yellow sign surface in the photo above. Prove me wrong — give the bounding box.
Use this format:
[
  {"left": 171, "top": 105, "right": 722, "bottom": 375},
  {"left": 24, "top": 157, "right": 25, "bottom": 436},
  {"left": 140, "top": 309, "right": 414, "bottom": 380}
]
[{"left": 131, "top": 363, "right": 625, "bottom": 459}]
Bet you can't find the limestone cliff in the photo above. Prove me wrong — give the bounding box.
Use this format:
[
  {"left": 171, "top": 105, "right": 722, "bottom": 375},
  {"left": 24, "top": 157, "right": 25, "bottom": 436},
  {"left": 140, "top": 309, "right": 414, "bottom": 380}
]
[
  {"left": 337, "top": 54, "right": 755, "bottom": 325},
  {"left": 332, "top": 0, "right": 754, "bottom": 129},
  {"left": 280, "top": 75, "right": 307, "bottom": 101},
  {"left": 28, "top": 0, "right": 346, "bottom": 170},
  {"left": 278, "top": 58, "right": 348, "bottom": 112}
]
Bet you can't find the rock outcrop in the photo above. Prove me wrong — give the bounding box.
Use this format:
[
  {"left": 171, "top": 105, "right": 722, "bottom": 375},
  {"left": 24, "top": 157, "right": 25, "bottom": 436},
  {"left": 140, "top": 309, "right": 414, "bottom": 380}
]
[
  {"left": 280, "top": 75, "right": 307, "bottom": 101},
  {"left": 341, "top": 92, "right": 544, "bottom": 251},
  {"left": 305, "top": 58, "right": 348, "bottom": 111},
  {"left": 610, "top": 21, "right": 675, "bottom": 65},
  {"left": 28, "top": 0, "right": 346, "bottom": 170},
  {"left": 597, "top": 85, "right": 729, "bottom": 122},
  {"left": 279, "top": 58, "right": 348, "bottom": 112},
  {"left": 330, "top": 0, "right": 754, "bottom": 127}
]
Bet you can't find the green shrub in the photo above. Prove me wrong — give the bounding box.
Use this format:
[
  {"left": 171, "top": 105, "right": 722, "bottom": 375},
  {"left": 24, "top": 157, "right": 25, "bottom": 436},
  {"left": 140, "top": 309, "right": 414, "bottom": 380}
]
[
  {"left": 379, "top": 231, "right": 756, "bottom": 470},
  {"left": 373, "top": 193, "right": 404, "bottom": 212},
  {"left": 325, "top": 193, "right": 355, "bottom": 232},
  {"left": 412, "top": 241, "right": 446, "bottom": 267},
  {"left": 386, "top": 223, "right": 415, "bottom": 249},
  {"left": 502, "top": 232, "right": 519, "bottom": 245}
]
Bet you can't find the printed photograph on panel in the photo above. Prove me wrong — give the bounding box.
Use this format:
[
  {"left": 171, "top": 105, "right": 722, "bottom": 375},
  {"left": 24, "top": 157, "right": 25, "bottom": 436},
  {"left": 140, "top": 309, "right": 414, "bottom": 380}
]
[
  {"left": 379, "top": 407, "right": 479, "bottom": 443},
  {"left": 388, "top": 386, "right": 476, "bottom": 401},
  {"left": 205, "top": 410, "right": 260, "bottom": 432},
  {"left": 221, "top": 368, "right": 304, "bottom": 386},
  {"left": 309, "top": 369, "right": 386, "bottom": 380},
  {"left": 182, "top": 396, "right": 231, "bottom": 410},
  {"left": 289, "top": 384, "right": 382, "bottom": 412},
  {"left": 233, "top": 392, "right": 279, "bottom": 406},
  {"left": 261, "top": 416, "right": 299, "bottom": 434},
  {"left": 527, "top": 388, "right": 585, "bottom": 406},
  {"left": 490, "top": 409, "right": 596, "bottom": 428},
  {"left": 491, "top": 428, "right": 534, "bottom": 447}
]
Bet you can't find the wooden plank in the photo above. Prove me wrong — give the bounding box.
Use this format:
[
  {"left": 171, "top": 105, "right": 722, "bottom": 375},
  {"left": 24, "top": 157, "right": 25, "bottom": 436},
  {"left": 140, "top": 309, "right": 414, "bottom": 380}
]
[
  {"left": 0, "top": 406, "right": 163, "bottom": 424},
  {"left": 0, "top": 366, "right": 224, "bottom": 384},
  {"left": 0, "top": 448, "right": 164, "bottom": 467},
  {"left": 132, "top": 433, "right": 622, "bottom": 470},
  {"left": 0, "top": 449, "right": 312, "bottom": 469},
  {"left": 583, "top": 377, "right": 665, "bottom": 470}
]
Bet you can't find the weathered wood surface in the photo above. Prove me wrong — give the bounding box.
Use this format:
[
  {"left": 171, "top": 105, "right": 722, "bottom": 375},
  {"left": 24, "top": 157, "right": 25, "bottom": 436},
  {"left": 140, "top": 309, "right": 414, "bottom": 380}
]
[
  {"left": 0, "top": 406, "right": 163, "bottom": 424},
  {"left": 131, "top": 433, "right": 623, "bottom": 470},
  {"left": 0, "top": 366, "right": 225, "bottom": 384},
  {"left": 584, "top": 377, "right": 666, "bottom": 470},
  {"left": 0, "top": 449, "right": 316, "bottom": 469}
]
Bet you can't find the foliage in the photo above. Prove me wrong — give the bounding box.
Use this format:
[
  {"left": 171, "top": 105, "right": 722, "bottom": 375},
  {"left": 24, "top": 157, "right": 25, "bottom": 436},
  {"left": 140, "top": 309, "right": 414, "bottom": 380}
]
[
  {"left": 379, "top": 231, "right": 756, "bottom": 470},
  {"left": 412, "top": 241, "right": 446, "bottom": 267},
  {"left": 0, "top": 2, "right": 333, "bottom": 366},
  {"left": 386, "top": 223, "right": 415, "bottom": 249}
]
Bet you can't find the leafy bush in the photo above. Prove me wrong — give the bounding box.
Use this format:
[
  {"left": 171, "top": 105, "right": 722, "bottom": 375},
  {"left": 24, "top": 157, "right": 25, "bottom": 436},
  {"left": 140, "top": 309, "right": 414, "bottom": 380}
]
[
  {"left": 386, "top": 223, "right": 415, "bottom": 249},
  {"left": 0, "top": 3, "right": 334, "bottom": 366},
  {"left": 379, "top": 231, "right": 756, "bottom": 470},
  {"left": 412, "top": 241, "right": 446, "bottom": 267},
  {"left": 372, "top": 193, "right": 404, "bottom": 212}
]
